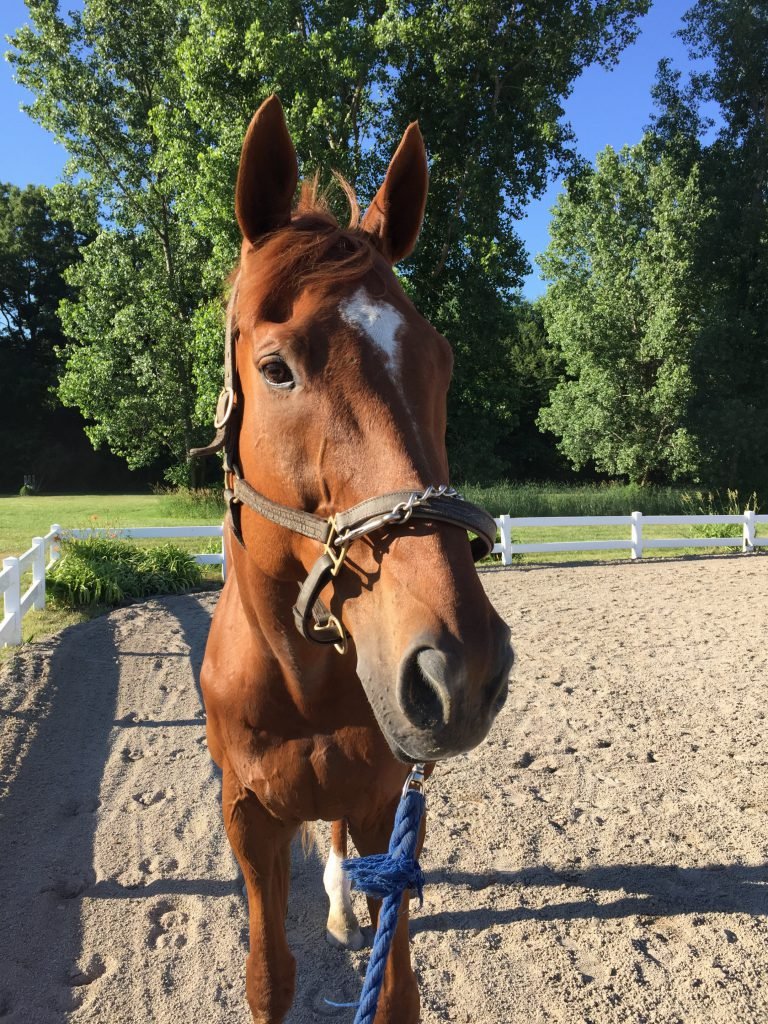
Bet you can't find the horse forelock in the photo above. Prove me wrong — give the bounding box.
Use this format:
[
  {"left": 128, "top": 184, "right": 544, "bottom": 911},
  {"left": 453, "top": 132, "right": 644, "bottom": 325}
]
[{"left": 237, "top": 174, "right": 380, "bottom": 323}]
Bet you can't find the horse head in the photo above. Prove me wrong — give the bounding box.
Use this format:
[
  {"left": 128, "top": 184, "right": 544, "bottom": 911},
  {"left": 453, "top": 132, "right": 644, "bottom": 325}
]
[{"left": 228, "top": 95, "right": 513, "bottom": 762}]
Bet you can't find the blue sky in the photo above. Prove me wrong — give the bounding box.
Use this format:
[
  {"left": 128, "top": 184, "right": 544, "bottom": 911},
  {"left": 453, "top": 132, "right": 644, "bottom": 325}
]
[{"left": 1, "top": 1, "right": 702, "bottom": 298}]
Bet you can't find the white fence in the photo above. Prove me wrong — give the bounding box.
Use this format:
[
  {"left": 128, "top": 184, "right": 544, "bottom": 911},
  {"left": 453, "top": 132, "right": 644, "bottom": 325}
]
[
  {"left": 491, "top": 510, "right": 768, "bottom": 564},
  {"left": 1, "top": 524, "right": 224, "bottom": 649},
  {"left": 2, "top": 512, "right": 766, "bottom": 647}
]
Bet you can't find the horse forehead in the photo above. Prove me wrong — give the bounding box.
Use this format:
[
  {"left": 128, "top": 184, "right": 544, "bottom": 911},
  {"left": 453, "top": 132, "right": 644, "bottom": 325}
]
[{"left": 338, "top": 286, "right": 405, "bottom": 372}]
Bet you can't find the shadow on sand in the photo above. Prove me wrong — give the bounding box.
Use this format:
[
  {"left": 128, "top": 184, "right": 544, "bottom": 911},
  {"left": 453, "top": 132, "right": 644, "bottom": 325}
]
[{"left": 413, "top": 862, "right": 768, "bottom": 935}]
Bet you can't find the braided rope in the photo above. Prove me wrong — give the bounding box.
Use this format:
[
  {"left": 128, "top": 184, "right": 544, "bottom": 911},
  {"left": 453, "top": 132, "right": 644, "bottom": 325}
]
[{"left": 340, "top": 785, "right": 426, "bottom": 1024}]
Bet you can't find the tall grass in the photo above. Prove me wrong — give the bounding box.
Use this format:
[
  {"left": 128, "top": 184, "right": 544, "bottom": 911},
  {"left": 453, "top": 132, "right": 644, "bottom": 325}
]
[
  {"left": 155, "top": 486, "right": 226, "bottom": 519},
  {"left": 154, "top": 481, "right": 761, "bottom": 522},
  {"left": 680, "top": 488, "right": 759, "bottom": 539},
  {"left": 460, "top": 481, "right": 693, "bottom": 518}
]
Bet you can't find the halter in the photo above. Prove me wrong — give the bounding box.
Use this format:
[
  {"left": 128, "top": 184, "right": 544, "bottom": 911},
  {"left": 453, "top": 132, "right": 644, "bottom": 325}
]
[{"left": 190, "top": 282, "right": 497, "bottom": 652}]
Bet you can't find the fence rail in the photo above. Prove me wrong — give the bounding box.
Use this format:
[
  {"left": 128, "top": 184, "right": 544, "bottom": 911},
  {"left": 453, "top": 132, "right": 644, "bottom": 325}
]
[
  {"left": 491, "top": 510, "right": 768, "bottom": 564},
  {"left": 2, "top": 512, "right": 766, "bottom": 647},
  {"left": 1, "top": 524, "right": 225, "bottom": 649}
]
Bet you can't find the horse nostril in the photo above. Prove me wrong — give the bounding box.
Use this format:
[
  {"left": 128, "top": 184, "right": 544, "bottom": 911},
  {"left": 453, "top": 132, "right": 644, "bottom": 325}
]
[{"left": 398, "top": 648, "right": 450, "bottom": 731}]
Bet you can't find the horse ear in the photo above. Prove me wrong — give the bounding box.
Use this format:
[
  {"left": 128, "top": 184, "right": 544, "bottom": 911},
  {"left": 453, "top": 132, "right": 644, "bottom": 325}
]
[
  {"left": 362, "top": 122, "right": 428, "bottom": 264},
  {"left": 236, "top": 94, "right": 298, "bottom": 242}
]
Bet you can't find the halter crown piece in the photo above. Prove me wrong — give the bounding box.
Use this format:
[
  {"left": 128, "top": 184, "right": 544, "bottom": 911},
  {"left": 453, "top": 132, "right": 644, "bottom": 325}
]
[{"left": 189, "top": 280, "right": 497, "bottom": 653}]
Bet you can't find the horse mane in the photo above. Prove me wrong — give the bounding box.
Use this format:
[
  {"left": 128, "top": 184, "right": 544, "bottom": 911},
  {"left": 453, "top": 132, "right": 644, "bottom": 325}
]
[{"left": 238, "top": 173, "right": 378, "bottom": 321}]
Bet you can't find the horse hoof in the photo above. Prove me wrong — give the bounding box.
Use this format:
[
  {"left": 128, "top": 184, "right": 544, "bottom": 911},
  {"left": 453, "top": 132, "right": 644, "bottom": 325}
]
[{"left": 325, "top": 926, "right": 365, "bottom": 951}]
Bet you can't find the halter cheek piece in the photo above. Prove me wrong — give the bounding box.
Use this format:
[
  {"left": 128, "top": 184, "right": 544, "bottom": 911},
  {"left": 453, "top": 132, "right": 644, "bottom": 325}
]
[{"left": 190, "top": 283, "right": 497, "bottom": 653}]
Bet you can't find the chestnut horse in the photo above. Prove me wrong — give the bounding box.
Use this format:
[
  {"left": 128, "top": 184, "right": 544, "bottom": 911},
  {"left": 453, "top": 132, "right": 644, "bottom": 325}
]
[{"left": 199, "top": 95, "right": 513, "bottom": 1023}]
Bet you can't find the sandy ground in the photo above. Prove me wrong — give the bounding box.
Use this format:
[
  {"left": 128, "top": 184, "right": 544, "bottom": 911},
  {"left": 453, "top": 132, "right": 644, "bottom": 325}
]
[{"left": 1, "top": 556, "right": 767, "bottom": 1024}]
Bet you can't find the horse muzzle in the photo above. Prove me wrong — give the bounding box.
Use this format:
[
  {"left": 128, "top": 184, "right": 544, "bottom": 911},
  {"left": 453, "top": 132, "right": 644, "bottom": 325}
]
[{"left": 358, "top": 628, "right": 514, "bottom": 762}]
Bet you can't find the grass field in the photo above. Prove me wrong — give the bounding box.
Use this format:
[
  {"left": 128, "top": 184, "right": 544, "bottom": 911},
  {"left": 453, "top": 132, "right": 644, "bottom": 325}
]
[
  {"left": 1, "top": 483, "right": 753, "bottom": 565},
  {"left": 0, "top": 493, "right": 221, "bottom": 562},
  {"left": 1, "top": 485, "right": 757, "bottom": 653}
]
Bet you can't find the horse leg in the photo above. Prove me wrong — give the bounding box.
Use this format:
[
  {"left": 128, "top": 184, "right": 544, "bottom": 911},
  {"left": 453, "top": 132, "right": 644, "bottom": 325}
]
[
  {"left": 222, "top": 763, "right": 296, "bottom": 1024},
  {"left": 348, "top": 806, "right": 422, "bottom": 1024},
  {"left": 324, "top": 819, "right": 365, "bottom": 949}
]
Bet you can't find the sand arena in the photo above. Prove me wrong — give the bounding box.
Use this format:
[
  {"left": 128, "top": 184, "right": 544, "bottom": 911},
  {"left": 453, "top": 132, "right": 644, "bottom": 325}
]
[{"left": 1, "top": 556, "right": 766, "bottom": 1023}]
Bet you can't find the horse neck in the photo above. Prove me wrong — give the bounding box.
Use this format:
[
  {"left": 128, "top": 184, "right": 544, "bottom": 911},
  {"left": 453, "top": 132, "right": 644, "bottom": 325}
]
[{"left": 226, "top": 531, "right": 344, "bottom": 685}]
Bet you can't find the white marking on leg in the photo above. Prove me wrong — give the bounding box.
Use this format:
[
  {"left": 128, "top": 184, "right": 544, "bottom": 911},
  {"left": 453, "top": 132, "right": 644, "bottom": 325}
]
[
  {"left": 340, "top": 287, "right": 404, "bottom": 380},
  {"left": 323, "top": 848, "right": 364, "bottom": 950}
]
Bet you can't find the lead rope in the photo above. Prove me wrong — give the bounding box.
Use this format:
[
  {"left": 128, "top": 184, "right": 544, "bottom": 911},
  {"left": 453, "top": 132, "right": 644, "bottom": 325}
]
[{"left": 326, "top": 764, "right": 427, "bottom": 1022}]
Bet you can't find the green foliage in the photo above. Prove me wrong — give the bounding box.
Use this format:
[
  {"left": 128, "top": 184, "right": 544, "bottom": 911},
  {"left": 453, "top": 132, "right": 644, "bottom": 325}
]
[
  {"left": 538, "top": 140, "right": 712, "bottom": 484},
  {"left": 57, "top": 231, "right": 202, "bottom": 474},
  {"left": 47, "top": 537, "right": 202, "bottom": 607},
  {"left": 677, "top": 1, "right": 768, "bottom": 491},
  {"left": 645, "top": 1, "right": 768, "bottom": 491},
  {"left": 8, "top": 0, "right": 650, "bottom": 485},
  {"left": 0, "top": 182, "right": 90, "bottom": 490},
  {"left": 8, "top": 1, "right": 212, "bottom": 484}
]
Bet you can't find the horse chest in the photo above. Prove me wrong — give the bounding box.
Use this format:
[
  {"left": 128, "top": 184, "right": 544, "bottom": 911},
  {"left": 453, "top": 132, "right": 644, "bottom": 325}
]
[{"left": 234, "top": 727, "right": 398, "bottom": 823}]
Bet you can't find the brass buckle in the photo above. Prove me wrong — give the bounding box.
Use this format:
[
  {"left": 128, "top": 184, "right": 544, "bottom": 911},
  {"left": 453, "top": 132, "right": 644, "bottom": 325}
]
[
  {"left": 313, "top": 614, "right": 347, "bottom": 656},
  {"left": 324, "top": 515, "right": 350, "bottom": 577}
]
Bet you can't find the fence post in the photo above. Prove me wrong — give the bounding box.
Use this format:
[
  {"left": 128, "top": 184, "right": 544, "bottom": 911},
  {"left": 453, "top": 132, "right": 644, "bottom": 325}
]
[
  {"left": 499, "top": 514, "right": 513, "bottom": 566},
  {"left": 630, "top": 511, "right": 644, "bottom": 560},
  {"left": 2, "top": 557, "right": 22, "bottom": 646},
  {"left": 743, "top": 510, "right": 756, "bottom": 553},
  {"left": 220, "top": 529, "right": 227, "bottom": 581},
  {"left": 49, "top": 524, "right": 62, "bottom": 564},
  {"left": 32, "top": 537, "right": 46, "bottom": 609}
]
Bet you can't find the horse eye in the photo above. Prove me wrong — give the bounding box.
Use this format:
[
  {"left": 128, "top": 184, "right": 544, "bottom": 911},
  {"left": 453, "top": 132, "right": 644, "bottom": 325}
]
[{"left": 260, "top": 358, "right": 295, "bottom": 389}]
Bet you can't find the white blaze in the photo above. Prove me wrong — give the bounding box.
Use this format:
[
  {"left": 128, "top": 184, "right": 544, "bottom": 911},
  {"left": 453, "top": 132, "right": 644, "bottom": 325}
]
[{"left": 340, "top": 287, "right": 404, "bottom": 379}]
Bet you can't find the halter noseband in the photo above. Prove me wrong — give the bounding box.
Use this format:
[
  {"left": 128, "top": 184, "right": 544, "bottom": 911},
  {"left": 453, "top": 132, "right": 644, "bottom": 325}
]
[{"left": 190, "top": 282, "right": 497, "bottom": 652}]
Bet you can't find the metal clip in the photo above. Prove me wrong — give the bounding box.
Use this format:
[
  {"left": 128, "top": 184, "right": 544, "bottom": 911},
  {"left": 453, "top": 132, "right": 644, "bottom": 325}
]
[
  {"left": 312, "top": 613, "right": 347, "bottom": 656},
  {"left": 324, "top": 516, "right": 350, "bottom": 577},
  {"left": 402, "top": 762, "right": 427, "bottom": 797}
]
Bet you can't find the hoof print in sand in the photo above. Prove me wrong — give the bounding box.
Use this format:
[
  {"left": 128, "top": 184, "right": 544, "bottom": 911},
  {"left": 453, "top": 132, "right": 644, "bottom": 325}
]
[
  {"left": 42, "top": 872, "right": 91, "bottom": 900},
  {"left": 61, "top": 796, "right": 100, "bottom": 817},
  {"left": 147, "top": 900, "right": 192, "bottom": 949},
  {"left": 119, "top": 710, "right": 146, "bottom": 724},
  {"left": 121, "top": 746, "right": 144, "bottom": 763},
  {"left": 67, "top": 953, "right": 109, "bottom": 987},
  {"left": 131, "top": 787, "right": 174, "bottom": 810},
  {"left": 140, "top": 855, "right": 180, "bottom": 877}
]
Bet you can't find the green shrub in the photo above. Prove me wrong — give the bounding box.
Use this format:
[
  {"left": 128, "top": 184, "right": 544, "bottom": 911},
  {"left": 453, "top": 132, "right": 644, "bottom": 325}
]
[{"left": 48, "top": 537, "right": 203, "bottom": 607}]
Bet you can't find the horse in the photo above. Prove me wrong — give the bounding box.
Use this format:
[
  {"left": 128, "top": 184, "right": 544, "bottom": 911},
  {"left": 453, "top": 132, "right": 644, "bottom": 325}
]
[{"left": 198, "top": 94, "right": 513, "bottom": 1023}]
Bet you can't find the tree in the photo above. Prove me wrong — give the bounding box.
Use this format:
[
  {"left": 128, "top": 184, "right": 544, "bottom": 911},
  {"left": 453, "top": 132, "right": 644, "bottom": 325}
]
[
  {"left": 537, "top": 142, "right": 710, "bottom": 485},
  {"left": 9, "top": 0, "right": 650, "bottom": 483},
  {"left": 9, "top": 0, "right": 213, "bottom": 484},
  {"left": 501, "top": 301, "right": 566, "bottom": 479},
  {"left": 0, "top": 183, "right": 86, "bottom": 490},
  {"left": 168, "top": 0, "right": 651, "bottom": 482},
  {"left": 646, "top": 1, "right": 768, "bottom": 490},
  {"left": 680, "top": 0, "right": 768, "bottom": 489}
]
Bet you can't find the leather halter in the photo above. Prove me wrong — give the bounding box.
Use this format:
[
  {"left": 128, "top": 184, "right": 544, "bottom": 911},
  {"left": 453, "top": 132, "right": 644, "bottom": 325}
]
[{"left": 190, "top": 281, "right": 497, "bottom": 652}]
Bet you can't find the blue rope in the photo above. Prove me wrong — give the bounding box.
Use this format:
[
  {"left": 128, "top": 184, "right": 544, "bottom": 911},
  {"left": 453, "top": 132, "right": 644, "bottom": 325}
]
[{"left": 334, "top": 774, "right": 426, "bottom": 1024}]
